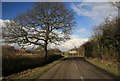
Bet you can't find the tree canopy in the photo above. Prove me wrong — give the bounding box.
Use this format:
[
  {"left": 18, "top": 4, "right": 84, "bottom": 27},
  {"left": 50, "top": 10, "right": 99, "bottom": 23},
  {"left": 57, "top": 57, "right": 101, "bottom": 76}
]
[{"left": 2, "top": 2, "right": 75, "bottom": 57}]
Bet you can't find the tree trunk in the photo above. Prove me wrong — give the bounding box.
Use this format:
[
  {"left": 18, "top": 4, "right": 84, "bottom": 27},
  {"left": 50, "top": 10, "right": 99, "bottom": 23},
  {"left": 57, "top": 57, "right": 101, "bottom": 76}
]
[
  {"left": 44, "top": 40, "right": 48, "bottom": 63},
  {"left": 44, "top": 44, "right": 48, "bottom": 58}
]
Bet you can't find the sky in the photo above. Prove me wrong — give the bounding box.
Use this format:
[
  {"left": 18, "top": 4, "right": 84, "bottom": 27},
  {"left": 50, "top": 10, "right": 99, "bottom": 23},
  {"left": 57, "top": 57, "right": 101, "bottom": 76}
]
[{"left": 0, "top": 2, "right": 118, "bottom": 51}]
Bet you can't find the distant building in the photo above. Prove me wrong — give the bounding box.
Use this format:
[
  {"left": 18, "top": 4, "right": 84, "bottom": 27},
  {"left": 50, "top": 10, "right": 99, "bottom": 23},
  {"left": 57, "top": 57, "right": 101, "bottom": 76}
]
[{"left": 69, "top": 47, "right": 78, "bottom": 55}]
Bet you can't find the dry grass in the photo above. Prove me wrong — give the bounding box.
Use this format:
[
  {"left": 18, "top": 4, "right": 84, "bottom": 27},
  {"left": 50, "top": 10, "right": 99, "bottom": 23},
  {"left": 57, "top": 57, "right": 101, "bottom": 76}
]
[{"left": 86, "top": 58, "right": 119, "bottom": 77}]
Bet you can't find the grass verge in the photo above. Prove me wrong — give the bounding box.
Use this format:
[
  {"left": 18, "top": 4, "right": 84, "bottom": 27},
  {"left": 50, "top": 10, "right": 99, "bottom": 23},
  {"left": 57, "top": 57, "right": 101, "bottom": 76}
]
[
  {"left": 85, "top": 58, "right": 119, "bottom": 77},
  {"left": 3, "top": 58, "right": 63, "bottom": 80}
]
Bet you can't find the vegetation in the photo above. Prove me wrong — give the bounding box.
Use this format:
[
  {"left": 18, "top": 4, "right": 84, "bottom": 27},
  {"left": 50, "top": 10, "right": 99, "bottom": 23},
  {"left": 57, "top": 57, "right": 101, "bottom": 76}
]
[
  {"left": 2, "top": 45, "right": 63, "bottom": 77},
  {"left": 78, "top": 3, "right": 119, "bottom": 77},
  {"left": 86, "top": 58, "right": 119, "bottom": 77},
  {"left": 79, "top": 16, "right": 120, "bottom": 62},
  {"left": 48, "top": 48, "right": 62, "bottom": 55},
  {"left": 2, "top": 2, "right": 120, "bottom": 79},
  {"left": 2, "top": 2, "right": 75, "bottom": 58},
  {"left": 3, "top": 59, "right": 62, "bottom": 80},
  {"left": 2, "top": 3, "right": 74, "bottom": 77}
]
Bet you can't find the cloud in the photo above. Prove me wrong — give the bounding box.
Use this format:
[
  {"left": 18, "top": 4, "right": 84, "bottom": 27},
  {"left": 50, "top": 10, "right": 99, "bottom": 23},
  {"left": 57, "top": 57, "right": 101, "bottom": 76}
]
[
  {"left": 0, "top": 19, "right": 11, "bottom": 45},
  {"left": 49, "top": 35, "right": 89, "bottom": 51},
  {"left": 79, "top": 28, "right": 86, "bottom": 33},
  {"left": 1, "top": 19, "right": 89, "bottom": 51},
  {"left": 71, "top": 2, "right": 118, "bottom": 23},
  {"left": 8, "top": 43, "right": 38, "bottom": 50},
  {"left": 0, "top": 19, "right": 10, "bottom": 27},
  {"left": 11, "top": 35, "right": 89, "bottom": 51},
  {"left": 0, "top": 19, "right": 5, "bottom": 45},
  {"left": 0, "top": 19, "right": 5, "bottom": 27}
]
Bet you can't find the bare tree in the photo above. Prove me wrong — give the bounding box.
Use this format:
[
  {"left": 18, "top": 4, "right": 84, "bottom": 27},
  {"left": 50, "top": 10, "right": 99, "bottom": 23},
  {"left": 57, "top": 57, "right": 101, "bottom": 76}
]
[
  {"left": 3, "top": 2, "right": 75, "bottom": 58},
  {"left": 110, "top": 1, "right": 120, "bottom": 9}
]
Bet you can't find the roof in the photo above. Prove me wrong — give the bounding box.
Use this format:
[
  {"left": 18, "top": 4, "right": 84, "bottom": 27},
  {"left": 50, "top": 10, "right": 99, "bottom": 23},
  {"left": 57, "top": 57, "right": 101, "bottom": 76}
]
[{"left": 69, "top": 47, "right": 78, "bottom": 51}]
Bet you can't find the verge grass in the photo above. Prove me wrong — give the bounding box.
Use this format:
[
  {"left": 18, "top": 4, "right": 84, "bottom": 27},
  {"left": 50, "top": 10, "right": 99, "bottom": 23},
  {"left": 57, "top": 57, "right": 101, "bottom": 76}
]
[{"left": 86, "top": 58, "right": 119, "bottom": 77}]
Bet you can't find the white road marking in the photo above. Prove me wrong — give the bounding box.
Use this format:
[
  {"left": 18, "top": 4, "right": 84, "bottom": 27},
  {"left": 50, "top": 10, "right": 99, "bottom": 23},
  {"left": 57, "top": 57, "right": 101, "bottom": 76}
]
[
  {"left": 0, "top": 77, "right": 2, "bottom": 80},
  {"left": 81, "top": 76, "right": 84, "bottom": 81},
  {"left": 75, "top": 64, "right": 77, "bottom": 69}
]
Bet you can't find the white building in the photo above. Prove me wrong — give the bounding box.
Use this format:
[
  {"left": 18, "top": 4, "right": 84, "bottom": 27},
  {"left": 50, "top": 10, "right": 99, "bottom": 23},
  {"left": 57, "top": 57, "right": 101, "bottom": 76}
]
[{"left": 69, "top": 48, "right": 78, "bottom": 55}]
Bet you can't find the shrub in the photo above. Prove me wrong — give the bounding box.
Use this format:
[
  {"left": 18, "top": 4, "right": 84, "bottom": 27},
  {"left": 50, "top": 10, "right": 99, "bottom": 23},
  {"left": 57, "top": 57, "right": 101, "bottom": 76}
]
[{"left": 2, "top": 53, "right": 63, "bottom": 76}]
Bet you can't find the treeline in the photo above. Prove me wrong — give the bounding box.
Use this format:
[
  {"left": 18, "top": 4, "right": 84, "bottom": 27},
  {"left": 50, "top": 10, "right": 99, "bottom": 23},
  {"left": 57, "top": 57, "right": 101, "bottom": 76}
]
[
  {"left": 79, "top": 17, "right": 120, "bottom": 62},
  {"left": 2, "top": 45, "right": 63, "bottom": 76}
]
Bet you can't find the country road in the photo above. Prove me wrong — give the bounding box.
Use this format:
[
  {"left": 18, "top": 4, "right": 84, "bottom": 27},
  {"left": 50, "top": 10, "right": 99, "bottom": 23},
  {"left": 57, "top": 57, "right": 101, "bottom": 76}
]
[{"left": 37, "top": 56, "right": 118, "bottom": 80}]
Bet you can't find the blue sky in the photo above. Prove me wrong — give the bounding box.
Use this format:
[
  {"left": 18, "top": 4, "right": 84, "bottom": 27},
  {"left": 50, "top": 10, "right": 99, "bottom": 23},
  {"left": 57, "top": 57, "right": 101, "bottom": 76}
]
[
  {"left": 1, "top": 2, "right": 117, "bottom": 51},
  {"left": 2, "top": 2, "right": 94, "bottom": 38},
  {"left": 2, "top": 2, "right": 33, "bottom": 20}
]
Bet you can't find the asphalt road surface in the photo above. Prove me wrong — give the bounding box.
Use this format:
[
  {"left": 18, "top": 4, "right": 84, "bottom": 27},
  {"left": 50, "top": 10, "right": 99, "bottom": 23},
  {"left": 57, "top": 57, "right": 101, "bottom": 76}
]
[{"left": 38, "top": 56, "right": 117, "bottom": 80}]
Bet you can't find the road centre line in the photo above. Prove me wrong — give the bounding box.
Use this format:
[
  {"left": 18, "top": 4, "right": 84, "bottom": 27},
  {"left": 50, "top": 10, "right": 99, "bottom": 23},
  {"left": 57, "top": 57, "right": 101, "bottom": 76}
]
[
  {"left": 81, "top": 76, "right": 84, "bottom": 81},
  {"left": 75, "top": 64, "right": 77, "bottom": 70}
]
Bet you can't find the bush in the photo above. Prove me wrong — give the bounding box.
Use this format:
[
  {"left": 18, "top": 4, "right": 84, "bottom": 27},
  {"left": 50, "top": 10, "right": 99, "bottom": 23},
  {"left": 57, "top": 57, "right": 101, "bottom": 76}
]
[
  {"left": 2, "top": 45, "right": 16, "bottom": 57},
  {"left": 2, "top": 45, "right": 63, "bottom": 76},
  {"left": 2, "top": 54, "right": 63, "bottom": 77}
]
